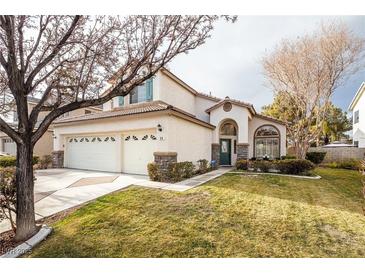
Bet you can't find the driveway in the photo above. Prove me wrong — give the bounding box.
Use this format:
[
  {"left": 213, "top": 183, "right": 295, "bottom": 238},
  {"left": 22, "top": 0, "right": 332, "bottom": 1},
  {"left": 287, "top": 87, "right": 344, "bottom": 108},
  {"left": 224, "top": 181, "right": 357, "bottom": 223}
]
[{"left": 0, "top": 168, "right": 151, "bottom": 233}]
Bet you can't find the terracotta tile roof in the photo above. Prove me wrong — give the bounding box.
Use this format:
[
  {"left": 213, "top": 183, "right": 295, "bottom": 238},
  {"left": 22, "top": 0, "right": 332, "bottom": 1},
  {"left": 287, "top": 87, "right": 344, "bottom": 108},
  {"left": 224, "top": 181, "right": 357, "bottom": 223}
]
[
  {"left": 54, "top": 100, "right": 215, "bottom": 129},
  {"left": 54, "top": 101, "right": 171, "bottom": 124},
  {"left": 205, "top": 96, "right": 256, "bottom": 115},
  {"left": 254, "top": 113, "right": 286, "bottom": 125}
]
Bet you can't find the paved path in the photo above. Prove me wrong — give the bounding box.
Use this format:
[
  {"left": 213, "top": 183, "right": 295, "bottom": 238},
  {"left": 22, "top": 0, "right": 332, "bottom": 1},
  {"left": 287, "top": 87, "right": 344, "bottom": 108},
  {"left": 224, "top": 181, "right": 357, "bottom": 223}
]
[{"left": 0, "top": 167, "right": 231, "bottom": 233}]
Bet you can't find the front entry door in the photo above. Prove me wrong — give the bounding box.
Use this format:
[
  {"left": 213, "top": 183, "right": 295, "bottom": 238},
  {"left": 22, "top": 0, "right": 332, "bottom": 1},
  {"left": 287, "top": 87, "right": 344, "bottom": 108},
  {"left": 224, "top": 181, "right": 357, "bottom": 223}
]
[{"left": 220, "top": 139, "right": 231, "bottom": 165}]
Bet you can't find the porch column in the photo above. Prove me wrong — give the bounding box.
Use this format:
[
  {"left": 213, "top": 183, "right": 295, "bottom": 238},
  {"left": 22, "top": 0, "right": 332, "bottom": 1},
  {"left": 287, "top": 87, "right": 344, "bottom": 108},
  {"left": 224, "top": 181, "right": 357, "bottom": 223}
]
[
  {"left": 52, "top": 150, "right": 64, "bottom": 168},
  {"left": 211, "top": 143, "right": 220, "bottom": 165},
  {"left": 236, "top": 143, "right": 249, "bottom": 160}
]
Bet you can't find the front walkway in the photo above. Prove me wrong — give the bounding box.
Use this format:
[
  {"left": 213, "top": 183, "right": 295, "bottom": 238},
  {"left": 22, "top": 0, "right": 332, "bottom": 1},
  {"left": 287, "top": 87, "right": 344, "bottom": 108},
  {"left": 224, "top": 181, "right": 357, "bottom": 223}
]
[{"left": 0, "top": 167, "right": 231, "bottom": 233}]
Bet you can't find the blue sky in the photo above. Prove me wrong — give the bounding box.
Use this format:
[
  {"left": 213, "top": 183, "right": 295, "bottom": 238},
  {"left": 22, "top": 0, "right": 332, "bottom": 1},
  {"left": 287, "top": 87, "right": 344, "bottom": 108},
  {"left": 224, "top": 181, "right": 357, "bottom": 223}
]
[{"left": 169, "top": 16, "right": 365, "bottom": 114}]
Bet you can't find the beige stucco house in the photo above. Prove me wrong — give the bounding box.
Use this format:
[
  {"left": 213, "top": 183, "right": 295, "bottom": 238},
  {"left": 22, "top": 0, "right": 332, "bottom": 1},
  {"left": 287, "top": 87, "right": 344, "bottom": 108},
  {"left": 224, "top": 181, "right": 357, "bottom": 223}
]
[
  {"left": 0, "top": 97, "right": 102, "bottom": 157},
  {"left": 52, "top": 68, "right": 286, "bottom": 175}
]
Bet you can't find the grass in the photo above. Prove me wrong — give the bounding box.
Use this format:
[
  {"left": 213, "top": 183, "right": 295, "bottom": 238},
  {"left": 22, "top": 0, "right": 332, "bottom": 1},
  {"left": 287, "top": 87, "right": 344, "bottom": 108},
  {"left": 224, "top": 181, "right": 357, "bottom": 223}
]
[{"left": 29, "top": 168, "right": 365, "bottom": 258}]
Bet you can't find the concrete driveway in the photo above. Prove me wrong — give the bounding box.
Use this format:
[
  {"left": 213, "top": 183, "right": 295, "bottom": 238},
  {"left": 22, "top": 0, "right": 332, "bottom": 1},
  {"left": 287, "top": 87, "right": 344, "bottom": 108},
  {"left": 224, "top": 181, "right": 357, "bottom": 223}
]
[{"left": 0, "top": 168, "right": 151, "bottom": 233}]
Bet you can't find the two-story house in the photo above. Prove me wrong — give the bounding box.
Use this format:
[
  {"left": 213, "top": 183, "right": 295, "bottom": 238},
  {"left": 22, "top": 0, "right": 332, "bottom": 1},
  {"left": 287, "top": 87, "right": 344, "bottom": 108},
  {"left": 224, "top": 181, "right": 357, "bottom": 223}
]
[
  {"left": 0, "top": 97, "right": 102, "bottom": 156},
  {"left": 349, "top": 82, "right": 365, "bottom": 148},
  {"left": 52, "top": 68, "right": 286, "bottom": 175}
]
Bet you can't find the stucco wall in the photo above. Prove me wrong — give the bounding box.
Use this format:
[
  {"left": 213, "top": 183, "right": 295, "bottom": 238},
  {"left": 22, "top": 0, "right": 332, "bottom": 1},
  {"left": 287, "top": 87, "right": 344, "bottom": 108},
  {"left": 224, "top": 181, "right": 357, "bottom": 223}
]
[
  {"left": 156, "top": 72, "right": 196, "bottom": 115},
  {"left": 248, "top": 116, "right": 287, "bottom": 158},
  {"left": 210, "top": 104, "right": 250, "bottom": 144},
  {"left": 195, "top": 96, "right": 217, "bottom": 122},
  {"left": 53, "top": 114, "right": 169, "bottom": 152},
  {"left": 34, "top": 130, "right": 54, "bottom": 157},
  {"left": 166, "top": 115, "right": 212, "bottom": 164}
]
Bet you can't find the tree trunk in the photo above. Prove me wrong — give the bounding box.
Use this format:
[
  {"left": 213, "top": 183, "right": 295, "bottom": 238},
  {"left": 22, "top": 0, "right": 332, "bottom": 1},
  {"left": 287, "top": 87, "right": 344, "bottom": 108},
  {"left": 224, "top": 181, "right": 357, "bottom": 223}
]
[{"left": 14, "top": 140, "right": 36, "bottom": 241}]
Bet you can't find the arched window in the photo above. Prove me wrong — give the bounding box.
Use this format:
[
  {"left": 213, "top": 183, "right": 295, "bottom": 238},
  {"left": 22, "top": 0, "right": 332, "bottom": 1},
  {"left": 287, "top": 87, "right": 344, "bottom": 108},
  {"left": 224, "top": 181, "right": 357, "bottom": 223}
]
[
  {"left": 254, "top": 125, "right": 280, "bottom": 159},
  {"left": 220, "top": 122, "right": 237, "bottom": 136}
]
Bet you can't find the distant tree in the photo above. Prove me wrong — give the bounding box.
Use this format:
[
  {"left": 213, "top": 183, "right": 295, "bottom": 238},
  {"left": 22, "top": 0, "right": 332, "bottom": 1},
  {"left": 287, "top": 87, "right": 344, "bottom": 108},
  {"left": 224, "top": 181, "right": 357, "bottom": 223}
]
[
  {"left": 320, "top": 103, "right": 352, "bottom": 145},
  {"left": 262, "top": 22, "right": 364, "bottom": 159},
  {"left": 263, "top": 100, "right": 352, "bottom": 146},
  {"left": 0, "top": 15, "right": 235, "bottom": 241}
]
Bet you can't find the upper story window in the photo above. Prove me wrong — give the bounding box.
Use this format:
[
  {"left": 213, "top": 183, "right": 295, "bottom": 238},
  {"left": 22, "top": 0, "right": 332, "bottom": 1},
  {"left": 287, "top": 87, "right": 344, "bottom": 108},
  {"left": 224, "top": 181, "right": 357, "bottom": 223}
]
[
  {"left": 354, "top": 110, "right": 359, "bottom": 124},
  {"left": 118, "top": 96, "right": 124, "bottom": 107},
  {"left": 130, "top": 78, "right": 153, "bottom": 104}
]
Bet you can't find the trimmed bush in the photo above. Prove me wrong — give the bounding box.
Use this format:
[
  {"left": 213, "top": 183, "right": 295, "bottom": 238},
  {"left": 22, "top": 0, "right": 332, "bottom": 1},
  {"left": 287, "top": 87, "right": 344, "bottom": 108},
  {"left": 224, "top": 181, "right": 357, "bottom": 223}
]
[
  {"left": 281, "top": 155, "right": 296, "bottom": 160},
  {"left": 236, "top": 159, "right": 249, "bottom": 170},
  {"left": 39, "top": 155, "right": 52, "bottom": 169},
  {"left": 275, "top": 159, "right": 314, "bottom": 175},
  {"left": 306, "top": 152, "right": 326, "bottom": 164},
  {"left": 323, "top": 159, "right": 361, "bottom": 170},
  {"left": 0, "top": 167, "right": 17, "bottom": 232},
  {"left": 168, "top": 161, "right": 195, "bottom": 182},
  {"left": 251, "top": 160, "right": 272, "bottom": 173},
  {"left": 147, "top": 163, "right": 160, "bottom": 181},
  {"left": 0, "top": 155, "right": 40, "bottom": 167},
  {"left": 197, "top": 159, "right": 209, "bottom": 174}
]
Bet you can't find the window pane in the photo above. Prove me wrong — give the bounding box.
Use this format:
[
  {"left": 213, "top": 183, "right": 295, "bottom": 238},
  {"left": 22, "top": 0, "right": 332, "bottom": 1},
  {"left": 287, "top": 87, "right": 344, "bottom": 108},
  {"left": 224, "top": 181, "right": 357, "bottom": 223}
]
[
  {"left": 255, "top": 126, "right": 279, "bottom": 137},
  {"left": 220, "top": 123, "right": 237, "bottom": 135}
]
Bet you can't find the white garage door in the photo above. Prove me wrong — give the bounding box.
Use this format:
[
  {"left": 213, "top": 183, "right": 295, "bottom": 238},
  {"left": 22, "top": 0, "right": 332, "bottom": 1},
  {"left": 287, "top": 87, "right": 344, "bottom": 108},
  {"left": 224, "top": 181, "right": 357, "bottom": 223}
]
[
  {"left": 66, "top": 135, "right": 120, "bottom": 172},
  {"left": 122, "top": 131, "right": 157, "bottom": 175},
  {"left": 3, "top": 138, "right": 16, "bottom": 155}
]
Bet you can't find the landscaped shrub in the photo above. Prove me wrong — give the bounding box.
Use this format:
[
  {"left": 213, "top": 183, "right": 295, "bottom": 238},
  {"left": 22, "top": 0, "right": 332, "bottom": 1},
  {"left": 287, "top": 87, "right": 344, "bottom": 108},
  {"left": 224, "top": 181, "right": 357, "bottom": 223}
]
[
  {"left": 39, "top": 155, "right": 53, "bottom": 169},
  {"left": 275, "top": 159, "right": 314, "bottom": 175},
  {"left": 323, "top": 159, "right": 361, "bottom": 170},
  {"left": 147, "top": 163, "right": 161, "bottom": 181},
  {"left": 251, "top": 160, "right": 272, "bottom": 173},
  {"left": 281, "top": 155, "right": 296, "bottom": 160},
  {"left": 168, "top": 161, "right": 195, "bottom": 182},
  {"left": 0, "top": 155, "right": 40, "bottom": 167},
  {"left": 197, "top": 159, "right": 209, "bottom": 174},
  {"left": 236, "top": 159, "right": 249, "bottom": 170},
  {"left": 0, "top": 167, "right": 16, "bottom": 232},
  {"left": 306, "top": 152, "right": 326, "bottom": 164}
]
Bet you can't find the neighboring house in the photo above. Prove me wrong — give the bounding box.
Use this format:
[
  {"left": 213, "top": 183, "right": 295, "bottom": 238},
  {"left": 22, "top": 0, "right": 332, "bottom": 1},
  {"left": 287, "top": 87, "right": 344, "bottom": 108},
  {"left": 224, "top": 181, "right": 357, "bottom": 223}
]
[
  {"left": 52, "top": 68, "right": 286, "bottom": 175},
  {"left": 0, "top": 97, "right": 102, "bottom": 156},
  {"left": 349, "top": 82, "right": 365, "bottom": 148}
]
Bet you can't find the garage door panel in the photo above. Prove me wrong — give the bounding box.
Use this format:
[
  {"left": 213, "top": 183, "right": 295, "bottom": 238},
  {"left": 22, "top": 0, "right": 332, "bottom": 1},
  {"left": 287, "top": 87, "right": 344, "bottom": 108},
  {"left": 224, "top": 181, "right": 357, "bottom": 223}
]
[
  {"left": 66, "top": 135, "right": 120, "bottom": 172},
  {"left": 122, "top": 131, "right": 157, "bottom": 175}
]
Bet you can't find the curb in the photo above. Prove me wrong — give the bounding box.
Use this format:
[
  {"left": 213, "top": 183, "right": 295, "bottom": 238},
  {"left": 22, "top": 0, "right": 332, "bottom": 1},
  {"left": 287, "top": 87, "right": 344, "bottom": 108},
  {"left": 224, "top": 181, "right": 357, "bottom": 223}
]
[
  {"left": 228, "top": 172, "right": 321, "bottom": 180},
  {"left": 1, "top": 225, "right": 52, "bottom": 258}
]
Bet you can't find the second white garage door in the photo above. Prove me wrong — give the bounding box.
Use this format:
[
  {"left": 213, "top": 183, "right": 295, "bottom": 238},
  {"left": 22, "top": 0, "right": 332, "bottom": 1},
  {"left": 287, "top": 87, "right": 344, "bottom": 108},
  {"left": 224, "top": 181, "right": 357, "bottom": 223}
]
[
  {"left": 122, "top": 131, "right": 157, "bottom": 175},
  {"left": 65, "top": 135, "right": 120, "bottom": 172}
]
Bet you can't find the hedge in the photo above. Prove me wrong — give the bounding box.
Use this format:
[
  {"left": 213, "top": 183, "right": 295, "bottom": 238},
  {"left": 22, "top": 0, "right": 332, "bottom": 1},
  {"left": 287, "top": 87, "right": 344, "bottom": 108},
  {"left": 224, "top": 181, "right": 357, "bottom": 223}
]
[
  {"left": 306, "top": 152, "right": 326, "bottom": 164},
  {"left": 0, "top": 155, "right": 40, "bottom": 167},
  {"left": 237, "top": 159, "right": 315, "bottom": 175},
  {"left": 275, "top": 159, "right": 314, "bottom": 175}
]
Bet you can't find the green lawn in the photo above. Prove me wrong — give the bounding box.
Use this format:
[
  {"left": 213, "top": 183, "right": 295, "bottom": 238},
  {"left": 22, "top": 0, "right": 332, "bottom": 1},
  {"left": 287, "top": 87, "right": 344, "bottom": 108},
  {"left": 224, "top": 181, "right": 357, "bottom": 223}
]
[{"left": 29, "top": 168, "right": 365, "bottom": 258}]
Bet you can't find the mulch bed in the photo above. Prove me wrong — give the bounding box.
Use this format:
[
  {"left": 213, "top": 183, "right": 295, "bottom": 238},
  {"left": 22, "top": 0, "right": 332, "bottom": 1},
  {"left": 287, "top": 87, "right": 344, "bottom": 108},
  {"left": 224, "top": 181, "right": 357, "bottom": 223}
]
[{"left": 0, "top": 230, "right": 18, "bottom": 256}]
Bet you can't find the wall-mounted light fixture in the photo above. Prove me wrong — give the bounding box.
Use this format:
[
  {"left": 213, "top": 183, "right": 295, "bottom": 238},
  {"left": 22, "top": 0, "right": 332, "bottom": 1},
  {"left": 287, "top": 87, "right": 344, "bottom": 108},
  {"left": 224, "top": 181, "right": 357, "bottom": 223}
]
[{"left": 157, "top": 124, "right": 162, "bottom": 132}]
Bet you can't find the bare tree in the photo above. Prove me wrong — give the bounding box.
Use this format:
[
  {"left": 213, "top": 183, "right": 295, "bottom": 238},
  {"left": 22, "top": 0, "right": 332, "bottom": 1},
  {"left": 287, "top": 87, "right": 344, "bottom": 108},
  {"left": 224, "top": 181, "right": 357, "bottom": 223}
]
[
  {"left": 0, "top": 15, "right": 234, "bottom": 241},
  {"left": 262, "top": 22, "right": 364, "bottom": 159}
]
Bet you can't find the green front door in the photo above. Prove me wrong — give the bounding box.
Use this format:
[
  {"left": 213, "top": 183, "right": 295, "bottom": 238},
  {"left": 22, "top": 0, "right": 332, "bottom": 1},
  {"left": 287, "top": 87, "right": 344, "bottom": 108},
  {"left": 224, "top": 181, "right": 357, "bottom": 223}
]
[{"left": 220, "top": 139, "right": 231, "bottom": 165}]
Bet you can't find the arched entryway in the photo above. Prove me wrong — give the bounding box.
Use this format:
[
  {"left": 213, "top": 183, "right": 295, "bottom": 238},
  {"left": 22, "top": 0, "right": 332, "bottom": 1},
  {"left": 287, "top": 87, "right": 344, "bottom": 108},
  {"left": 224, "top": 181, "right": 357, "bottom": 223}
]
[
  {"left": 254, "top": 125, "right": 280, "bottom": 159},
  {"left": 219, "top": 120, "right": 238, "bottom": 165}
]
